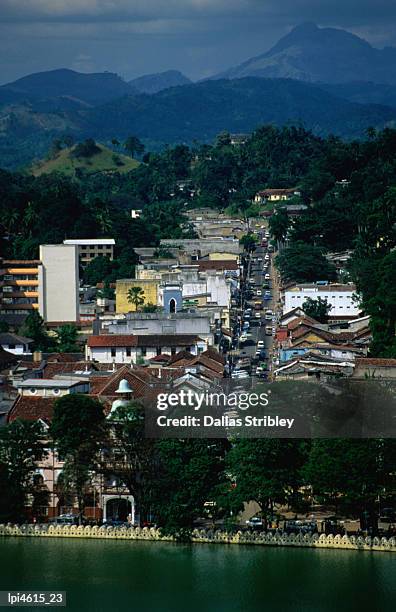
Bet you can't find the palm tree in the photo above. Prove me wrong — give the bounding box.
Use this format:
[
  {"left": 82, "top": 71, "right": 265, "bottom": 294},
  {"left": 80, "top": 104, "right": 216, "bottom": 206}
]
[{"left": 127, "top": 287, "right": 145, "bottom": 312}]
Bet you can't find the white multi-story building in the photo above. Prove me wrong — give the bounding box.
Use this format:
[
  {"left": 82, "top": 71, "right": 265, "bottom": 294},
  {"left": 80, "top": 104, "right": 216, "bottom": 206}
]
[
  {"left": 283, "top": 284, "right": 360, "bottom": 318},
  {"left": 39, "top": 244, "right": 79, "bottom": 323},
  {"left": 63, "top": 238, "right": 115, "bottom": 265}
]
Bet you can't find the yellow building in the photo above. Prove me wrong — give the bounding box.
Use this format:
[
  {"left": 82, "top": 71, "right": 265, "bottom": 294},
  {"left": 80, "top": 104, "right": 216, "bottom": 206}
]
[
  {"left": 209, "top": 252, "right": 239, "bottom": 261},
  {"left": 116, "top": 279, "right": 159, "bottom": 313}
]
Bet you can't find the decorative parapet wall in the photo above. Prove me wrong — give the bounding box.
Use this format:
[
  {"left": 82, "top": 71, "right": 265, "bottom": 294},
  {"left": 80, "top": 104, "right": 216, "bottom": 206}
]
[{"left": 0, "top": 524, "right": 395, "bottom": 553}]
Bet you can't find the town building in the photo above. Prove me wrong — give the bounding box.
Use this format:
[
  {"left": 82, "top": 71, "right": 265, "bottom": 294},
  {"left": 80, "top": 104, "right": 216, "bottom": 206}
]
[
  {"left": 38, "top": 244, "right": 79, "bottom": 323},
  {"left": 116, "top": 279, "right": 160, "bottom": 313},
  {"left": 283, "top": 283, "right": 360, "bottom": 318},
  {"left": 102, "top": 311, "right": 214, "bottom": 346},
  {"left": 0, "top": 333, "right": 33, "bottom": 356},
  {"left": 0, "top": 259, "right": 41, "bottom": 324},
  {"left": 63, "top": 238, "right": 115, "bottom": 265},
  {"left": 86, "top": 334, "right": 207, "bottom": 363},
  {"left": 254, "top": 188, "right": 300, "bottom": 204}
]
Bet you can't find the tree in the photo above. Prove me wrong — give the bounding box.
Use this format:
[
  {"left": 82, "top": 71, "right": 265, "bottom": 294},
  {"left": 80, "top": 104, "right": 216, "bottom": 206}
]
[
  {"left": 226, "top": 439, "right": 308, "bottom": 528},
  {"left": 0, "top": 321, "right": 9, "bottom": 333},
  {"left": 83, "top": 256, "right": 114, "bottom": 286},
  {"left": 127, "top": 286, "right": 145, "bottom": 311},
  {"left": 302, "top": 297, "right": 331, "bottom": 323},
  {"left": 56, "top": 324, "right": 80, "bottom": 353},
  {"left": 50, "top": 395, "right": 105, "bottom": 523},
  {"left": 215, "top": 131, "right": 231, "bottom": 147},
  {"left": 106, "top": 402, "right": 157, "bottom": 524},
  {"left": 0, "top": 420, "right": 47, "bottom": 521},
  {"left": 19, "top": 310, "right": 55, "bottom": 352},
  {"left": 275, "top": 242, "right": 336, "bottom": 284},
  {"left": 72, "top": 138, "right": 100, "bottom": 159},
  {"left": 302, "top": 440, "right": 388, "bottom": 523},
  {"left": 269, "top": 207, "right": 290, "bottom": 248},
  {"left": 239, "top": 234, "right": 257, "bottom": 253},
  {"left": 124, "top": 136, "right": 145, "bottom": 158},
  {"left": 151, "top": 439, "right": 228, "bottom": 538}
]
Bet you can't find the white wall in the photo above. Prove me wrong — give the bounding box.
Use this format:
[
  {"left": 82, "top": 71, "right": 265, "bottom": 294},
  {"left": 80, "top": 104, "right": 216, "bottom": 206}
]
[
  {"left": 39, "top": 245, "right": 79, "bottom": 323},
  {"left": 284, "top": 287, "right": 359, "bottom": 316}
]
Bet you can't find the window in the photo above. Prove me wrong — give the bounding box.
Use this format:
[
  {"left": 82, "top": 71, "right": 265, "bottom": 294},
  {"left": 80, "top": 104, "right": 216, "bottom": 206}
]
[
  {"left": 8, "top": 344, "right": 15, "bottom": 350},
  {"left": 141, "top": 347, "right": 147, "bottom": 357},
  {"left": 3, "top": 286, "right": 12, "bottom": 292},
  {"left": 111, "top": 348, "right": 116, "bottom": 358},
  {"left": 52, "top": 388, "right": 60, "bottom": 395},
  {"left": 29, "top": 388, "right": 37, "bottom": 395},
  {"left": 171, "top": 347, "right": 176, "bottom": 355},
  {"left": 3, "top": 275, "right": 13, "bottom": 281},
  {"left": 126, "top": 347, "right": 131, "bottom": 357},
  {"left": 156, "top": 347, "right": 161, "bottom": 356}
]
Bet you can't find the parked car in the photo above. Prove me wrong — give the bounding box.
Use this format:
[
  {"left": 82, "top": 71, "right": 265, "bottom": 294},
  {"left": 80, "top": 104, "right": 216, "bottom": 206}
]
[
  {"left": 48, "top": 514, "right": 76, "bottom": 525},
  {"left": 246, "top": 516, "right": 264, "bottom": 529},
  {"left": 255, "top": 312, "right": 261, "bottom": 319},
  {"left": 264, "top": 273, "right": 270, "bottom": 280},
  {"left": 257, "top": 340, "right": 265, "bottom": 348},
  {"left": 256, "top": 290, "right": 262, "bottom": 296}
]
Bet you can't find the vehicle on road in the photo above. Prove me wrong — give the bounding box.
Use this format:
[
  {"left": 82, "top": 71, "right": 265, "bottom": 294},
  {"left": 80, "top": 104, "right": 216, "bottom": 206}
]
[
  {"left": 239, "top": 334, "right": 248, "bottom": 343},
  {"left": 265, "top": 325, "right": 273, "bottom": 335},
  {"left": 265, "top": 309, "right": 273, "bottom": 320},
  {"left": 232, "top": 369, "right": 249, "bottom": 379},
  {"left": 246, "top": 516, "right": 264, "bottom": 529},
  {"left": 257, "top": 340, "right": 265, "bottom": 348},
  {"left": 255, "top": 311, "right": 261, "bottom": 319},
  {"left": 264, "top": 273, "right": 270, "bottom": 280},
  {"left": 256, "top": 290, "right": 262, "bottom": 296}
]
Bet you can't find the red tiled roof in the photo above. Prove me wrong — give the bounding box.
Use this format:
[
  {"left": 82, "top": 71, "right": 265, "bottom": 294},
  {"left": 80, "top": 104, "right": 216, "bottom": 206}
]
[
  {"left": 7, "top": 396, "right": 56, "bottom": 423},
  {"left": 88, "top": 334, "right": 201, "bottom": 348},
  {"left": 355, "top": 358, "right": 396, "bottom": 367},
  {"left": 148, "top": 354, "right": 171, "bottom": 363},
  {"left": 201, "top": 347, "right": 225, "bottom": 364},
  {"left": 198, "top": 260, "right": 238, "bottom": 271}
]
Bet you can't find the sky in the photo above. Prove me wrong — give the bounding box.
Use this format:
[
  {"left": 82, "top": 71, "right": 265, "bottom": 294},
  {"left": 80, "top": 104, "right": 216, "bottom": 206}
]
[{"left": 1, "top": 0, "right": 396, "bottom": 84}]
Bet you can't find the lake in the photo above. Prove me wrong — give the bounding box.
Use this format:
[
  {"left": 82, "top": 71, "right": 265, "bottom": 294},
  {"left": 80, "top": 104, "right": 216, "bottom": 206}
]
[{"left": 0, "top": 538, "right": 395, "bottom": 611}]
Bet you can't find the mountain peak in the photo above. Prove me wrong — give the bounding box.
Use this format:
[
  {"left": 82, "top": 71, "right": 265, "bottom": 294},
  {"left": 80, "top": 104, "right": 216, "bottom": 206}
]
[
  {"left": 212, "top": 23, "right": 396, "bottom": 85},
  {"left": 129, "top": 70, "right": 191, "bottom": 94}
]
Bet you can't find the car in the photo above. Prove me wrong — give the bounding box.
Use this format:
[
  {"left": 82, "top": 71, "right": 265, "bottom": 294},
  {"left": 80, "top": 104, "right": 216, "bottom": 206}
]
[
  {"left": 232, "top": 370, "right": 249, "bottom": 379},
  {"left": 254, "top": 311, "right": 261, "bottom": 319},
  {"left": 265, "top": 309, "right": 273, "bottom": 320},
  {"left": 48, "top": 514, "right": 76, "bottom": 525},
  {"left": 265, "top": 325, "right": 273, "bottom": 335},
  {"left": 257, "top": 340, "right": 265, "bottom": 348},
  {"left": 246, "top": 516, "right": 264, "bottom": 529},
  {"left": 257, "top": 257, "right": 263, "bottom": 262},
  {"left": 263, "top": 294, "right": 272, "bottom": 301},
  {"left": 256, "top": 290, "right": 262, "bottom": 296},
  {"left": 272, "top": 327, "right": 276, "bottom": 335},
  {"left": 264, "top": 273, "right": 270, "bottom": 280},
  {"left": 239, "top": 334, "right": 248, "bottom": 343}
]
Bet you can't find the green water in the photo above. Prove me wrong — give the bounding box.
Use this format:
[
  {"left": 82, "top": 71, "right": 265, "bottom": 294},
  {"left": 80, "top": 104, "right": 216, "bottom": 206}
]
[{"left": 0, "top": 538, "right": 395, "bottom": 612}]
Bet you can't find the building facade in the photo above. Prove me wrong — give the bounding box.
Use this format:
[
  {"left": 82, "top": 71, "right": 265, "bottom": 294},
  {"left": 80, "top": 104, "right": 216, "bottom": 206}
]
[
  {"left": 283, "top": 284, "right": 360, "bottom": 317},
  {"left": 38, "top": 244, "right": 80, "bottom": 323},
  {"left": 63, "top": 239, "right": 115, "bottom": 265}
]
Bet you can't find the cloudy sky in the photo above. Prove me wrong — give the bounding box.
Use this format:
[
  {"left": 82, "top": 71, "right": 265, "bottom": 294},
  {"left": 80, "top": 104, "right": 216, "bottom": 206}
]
[{"left": 1, "top": 0, "right": 395, "bottom": 84}]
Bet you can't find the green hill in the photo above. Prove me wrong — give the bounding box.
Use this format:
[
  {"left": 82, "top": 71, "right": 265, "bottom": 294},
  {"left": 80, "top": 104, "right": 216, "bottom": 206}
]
[{"left": 32, "top": 142, "right": 139, "bottom": 177}]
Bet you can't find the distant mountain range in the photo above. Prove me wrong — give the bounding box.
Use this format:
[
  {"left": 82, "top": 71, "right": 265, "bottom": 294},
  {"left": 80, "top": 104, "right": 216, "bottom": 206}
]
[
  {"left": 81, "top": 78, "right": 396, "bottom": 142},
  {"left": 212, "top": 22, "right": 396, "bottom": 85},
  {"left": 129, "top": 70, "right": 191, "bottom": 94},
  {"left": 2, "top": 23, "right": 396, "bottom": 170},
  {"left": 1, "top": 68, "right": 135, "bottom": 106}
]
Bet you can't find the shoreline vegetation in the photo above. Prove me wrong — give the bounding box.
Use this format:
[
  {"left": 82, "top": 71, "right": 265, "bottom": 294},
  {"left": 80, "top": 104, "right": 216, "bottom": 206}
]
[{"left": 1, "top": 524, "right": 395, "bottom": 554}]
